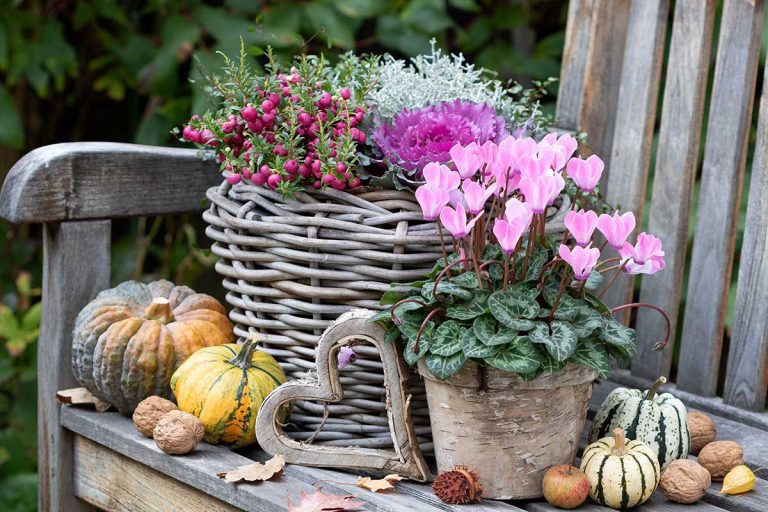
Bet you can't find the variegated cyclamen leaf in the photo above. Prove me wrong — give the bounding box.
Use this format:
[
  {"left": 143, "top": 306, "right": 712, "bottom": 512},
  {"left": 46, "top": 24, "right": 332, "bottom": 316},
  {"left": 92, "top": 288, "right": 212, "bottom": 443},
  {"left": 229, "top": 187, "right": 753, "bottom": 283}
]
[
  {"left": 584, "top": 293, "right": 611, "bottom": 314},
  {"left": 504, "top": 318, "right": 536, "bottom": 331},
  {"left": 540, "top": 353, "right": 566, "bottom": 374},
  {"left": 523, "top": 250, "right": 550, "bottom": 282},
  {"left": 552, "top": 294, "right": 582, "bottom": 321},
  {"left": 485, "top": 328, "right": 518, "bottom": 346},
  {"left": 384, "top": 326, "right": 401, "bottom": 344},
  {"left": 473, "top": 313, "right": 497, "bottom": 343},
  {"left": 543, "top": 321, "right": 578, "bottom": 361},
  {"left": 462, "top": 329, "right": 500, "bottom": 358},
  {"left": 484, "top": 337, "right": 542, "bottom": 374},
  {"left": 404, "top": 335, "right": 431, "bottom": 365},
  {"left": 450, "top": 272, "right": 479, "bottom": 289},
  {"left": 380, "top": 290, "right": 408, "bottom": 305},
  {"left": 607, "top": 343, "right": 634, "bottom": 369},
  {"left": 570, "top": 339, "right": 610, "bottom": 378},
  {"left": 368, "top": 309, "right": 393, "bottom": 324},
  {"left": 600, "top": 319, "right": 636, "bottom": 351},
  {"left": 426, "top": 351, "right": 468, "bottom": 380},
  {"left": 398, "top": 309, "right": 429, "bottom": 340},
  {"left": 584, "top": 270, "right": 603, "bottom": 291},
  {"left": 435, "top": 281, "right": 473, "bottom": 300},
  {"left": 489, "top": 287, "right": 540, "bottom": 322},
  {"left": 571, "top": 308, "right": 605, "bottom": 339},
  {"left": 481, "top": 244, "right": 503, "bottom": 261},
  {"left": 446, "top": 291, "right": 489, "bottom": 320},
  {"left": 430, "top": 320, "right": 464, "bottom": 356},
  {"left": 528, "top": 322, "right": 550, "bottom": 344}
]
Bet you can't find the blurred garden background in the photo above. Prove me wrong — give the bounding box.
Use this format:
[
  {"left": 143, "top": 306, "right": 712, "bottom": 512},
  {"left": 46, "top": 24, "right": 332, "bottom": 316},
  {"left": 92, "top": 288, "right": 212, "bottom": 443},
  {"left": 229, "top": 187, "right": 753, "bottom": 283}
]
[{"left": 0, "top": 1, "right": 567, "bottom": 509}]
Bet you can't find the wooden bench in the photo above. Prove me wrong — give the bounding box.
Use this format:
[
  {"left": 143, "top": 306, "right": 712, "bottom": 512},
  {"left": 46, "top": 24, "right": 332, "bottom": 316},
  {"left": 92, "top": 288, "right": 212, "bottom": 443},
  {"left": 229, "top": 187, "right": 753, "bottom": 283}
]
[{"left": 3, "top": 0, "right": 768, "bottom": 510}]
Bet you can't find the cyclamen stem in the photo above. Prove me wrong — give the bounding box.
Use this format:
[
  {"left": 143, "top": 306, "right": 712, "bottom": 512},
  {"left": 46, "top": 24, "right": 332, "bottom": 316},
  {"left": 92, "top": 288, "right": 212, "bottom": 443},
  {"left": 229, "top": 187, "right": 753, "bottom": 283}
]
[
  {"left": 436, "top": 227, "right": 451, "bottom": 278},
  {"left": 595, "top": 257, "right": 622, "bottom": 269},
  {"left": 597, "top": 264, "right": 625, "bottom": 299},
  {"left": 414, "top": 307, "right": 444, "bottom": 354},
  {"left": 548, "top": 269, "right": 571, "bottom": 321},
  {"left": 521, "top": 216, "right": 537, "bottom": 278},
  {"left": 390, "top": 298, "right": 429, "bottom": 325},
  {"left": 608, "top": 302, "right": 672, "bottom": 351},
  {"left": 503, "top": 252, "right": 511, "bottom": 289},
  {"left": 432, "top": 258, "right": 473, "bottom": 298},
  {"left": 537, "top": 257, "right": 563, "bottom": 289}
]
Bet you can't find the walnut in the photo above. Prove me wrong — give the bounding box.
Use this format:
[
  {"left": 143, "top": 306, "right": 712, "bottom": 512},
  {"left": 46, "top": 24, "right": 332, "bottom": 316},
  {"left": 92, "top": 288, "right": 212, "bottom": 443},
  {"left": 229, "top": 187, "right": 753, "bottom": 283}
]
[
  {"left": 132, "top": 396, "right": 178, "bottom": 437},
  {"left": 697, "top": 440, "right": 743, "bottom": 480},
  {"left": 659, "top": 459, "right": 711, "bottom": 503},
  {"left": 688, "top": 411, "right": 716, "bottom": 455},
  {"left": 153, "top": 410, "right": 205, "bottom": 455}
]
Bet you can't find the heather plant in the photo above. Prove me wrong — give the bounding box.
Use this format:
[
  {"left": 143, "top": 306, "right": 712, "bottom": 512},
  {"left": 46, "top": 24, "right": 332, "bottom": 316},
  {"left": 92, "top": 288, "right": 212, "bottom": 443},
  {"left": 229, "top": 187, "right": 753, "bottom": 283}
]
[
  {"left": 372, "top": 134, "right": 670, "bottom": 381},
  {"left": 179, "top": 46, "right": 378, "bottom": 196}
]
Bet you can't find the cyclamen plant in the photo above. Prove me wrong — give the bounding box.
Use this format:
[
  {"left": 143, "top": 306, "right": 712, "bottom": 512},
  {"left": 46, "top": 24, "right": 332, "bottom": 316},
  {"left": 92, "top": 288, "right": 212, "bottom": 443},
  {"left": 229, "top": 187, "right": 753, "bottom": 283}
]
[
  {"left": 179, "top": 47, "right": 378, "bottom": 196},
  {"left": 373, "top": 134, "right": 670, "bottom": 381}
]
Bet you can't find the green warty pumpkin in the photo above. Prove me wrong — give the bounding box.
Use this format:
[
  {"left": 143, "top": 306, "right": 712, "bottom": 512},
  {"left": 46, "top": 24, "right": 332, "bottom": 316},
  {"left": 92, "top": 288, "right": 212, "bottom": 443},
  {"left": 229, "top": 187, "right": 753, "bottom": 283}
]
[{"left": 589, "top": 376, "right": 690, "bottom": 469}]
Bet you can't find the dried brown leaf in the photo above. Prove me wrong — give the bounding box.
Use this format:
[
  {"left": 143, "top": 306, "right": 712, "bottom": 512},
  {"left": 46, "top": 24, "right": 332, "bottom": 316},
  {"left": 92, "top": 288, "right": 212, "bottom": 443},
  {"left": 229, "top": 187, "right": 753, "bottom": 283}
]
[
  {"left": 355, "top": 473, "right": 403, "bottom": 492},
  {"left": 287, "top": 490, "right": 365, "bottom": 512},
  {"left": 56, "top": 388, "right": 111, "bottom": 412},
  {"left": 217, "top": 454, "right": 285, "bottom": 483}
]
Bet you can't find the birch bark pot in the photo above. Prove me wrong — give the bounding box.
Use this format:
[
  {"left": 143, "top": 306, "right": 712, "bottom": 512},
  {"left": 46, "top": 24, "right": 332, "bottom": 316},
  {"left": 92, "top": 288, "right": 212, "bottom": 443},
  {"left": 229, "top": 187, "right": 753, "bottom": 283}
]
[{"left": 418, "top": 361, "right": 596, "bottom": 500}]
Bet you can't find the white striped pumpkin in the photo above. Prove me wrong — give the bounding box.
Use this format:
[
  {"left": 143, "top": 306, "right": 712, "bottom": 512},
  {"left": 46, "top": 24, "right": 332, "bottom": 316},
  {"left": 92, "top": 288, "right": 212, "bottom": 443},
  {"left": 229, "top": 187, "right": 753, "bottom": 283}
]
[
  {"left": 588, "top": 377, "right": 690, "bottom": 469},
  {"left": 581, "top": 428, "right": 660, "bottom": 509}
]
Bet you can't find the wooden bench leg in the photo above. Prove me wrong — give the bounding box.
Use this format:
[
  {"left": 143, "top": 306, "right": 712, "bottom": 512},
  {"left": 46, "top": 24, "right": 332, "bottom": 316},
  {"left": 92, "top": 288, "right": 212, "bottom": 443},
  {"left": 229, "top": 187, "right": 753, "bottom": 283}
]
[{"left": 39, "top": 221, "right": 111, "bottom": 512}]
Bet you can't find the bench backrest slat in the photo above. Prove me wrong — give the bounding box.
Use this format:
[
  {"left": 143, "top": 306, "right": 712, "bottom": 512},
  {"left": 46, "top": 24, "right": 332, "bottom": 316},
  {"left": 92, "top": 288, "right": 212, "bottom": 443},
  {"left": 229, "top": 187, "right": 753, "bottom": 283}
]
[
  {"left": 676, "top": 0, "right": 765, "bottom": 397},
  {"left": 600, "top": 0, "right": 670, "bottom": 323},
  {"left": 724, "top": 55, "right": 768, "bottom": 411},
  {"left": 633, "top": 0, "right": 716, "bottom": 381}
]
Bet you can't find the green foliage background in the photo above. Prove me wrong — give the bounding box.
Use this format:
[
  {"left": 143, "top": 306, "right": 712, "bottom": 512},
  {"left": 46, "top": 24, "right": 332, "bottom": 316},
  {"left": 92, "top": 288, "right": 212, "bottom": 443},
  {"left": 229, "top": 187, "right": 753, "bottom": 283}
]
[{"left": 0, "top": 1, "right": 567, "bottom": 508}]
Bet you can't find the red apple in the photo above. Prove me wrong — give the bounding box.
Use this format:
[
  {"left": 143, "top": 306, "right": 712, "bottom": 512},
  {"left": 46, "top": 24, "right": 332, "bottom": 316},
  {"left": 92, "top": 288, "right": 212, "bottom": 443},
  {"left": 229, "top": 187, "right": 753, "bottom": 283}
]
[{"left": 542, "top": 464, "right": 590, "bottom": 509}]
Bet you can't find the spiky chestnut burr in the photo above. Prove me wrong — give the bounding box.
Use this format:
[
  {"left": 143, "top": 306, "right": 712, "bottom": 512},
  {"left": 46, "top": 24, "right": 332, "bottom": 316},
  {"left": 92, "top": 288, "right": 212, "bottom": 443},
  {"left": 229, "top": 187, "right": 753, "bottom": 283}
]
[{"left": 432, "top": 465, "right": 483, "bottom": 504}]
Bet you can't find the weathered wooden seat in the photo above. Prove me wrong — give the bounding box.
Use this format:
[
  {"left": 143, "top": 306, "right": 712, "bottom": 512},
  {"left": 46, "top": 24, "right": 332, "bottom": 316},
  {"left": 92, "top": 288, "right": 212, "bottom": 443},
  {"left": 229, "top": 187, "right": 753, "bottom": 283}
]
[{"left": 3, "top": 0, "right": 768, "bottom": 510}]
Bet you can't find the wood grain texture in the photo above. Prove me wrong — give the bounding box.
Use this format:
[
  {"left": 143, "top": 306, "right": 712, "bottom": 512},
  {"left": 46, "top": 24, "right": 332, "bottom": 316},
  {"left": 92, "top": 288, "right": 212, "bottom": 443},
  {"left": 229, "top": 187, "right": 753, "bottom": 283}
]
[
  {"left": 74, "top": 436, "right": 239, "bottom": 512},
  {"left": 557, "top": 0, "right": 631, "bottom": 164},
  {"left": 601, "top": 0, "right": 669, "bottom": 318},
  {"left": 678, "top": 0, "right": 766, "bottom": 397},
  {"left": 62, "top": 407, "right": 524, "bottom": 512},
  {"left": 723, "top": 53, "right": 768, "bottom": 410},
  {"left": 0, "top": 142, "right": 219, "bottom": 223},
  {"left": 632, "top": 0, "right": 716, "bottom": 380},
  {"left": 40, "top": 221, "right": 111, "bottom": 512}
]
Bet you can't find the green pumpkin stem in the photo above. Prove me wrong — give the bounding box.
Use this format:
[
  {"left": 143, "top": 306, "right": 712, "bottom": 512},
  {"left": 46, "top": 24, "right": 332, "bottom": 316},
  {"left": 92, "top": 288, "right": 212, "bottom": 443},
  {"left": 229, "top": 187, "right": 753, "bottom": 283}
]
[
  {"left": 143, "top": 297, "right": 175, "bottom": 324},
  {"left": 612, "top": 428, "right": 628, "bottom": 456},
  {"left": 231, "top": 335, "right": 259, "bottom": 370},
  {"left": 645, "top": 376, "right": 668, "bottom": 401}
]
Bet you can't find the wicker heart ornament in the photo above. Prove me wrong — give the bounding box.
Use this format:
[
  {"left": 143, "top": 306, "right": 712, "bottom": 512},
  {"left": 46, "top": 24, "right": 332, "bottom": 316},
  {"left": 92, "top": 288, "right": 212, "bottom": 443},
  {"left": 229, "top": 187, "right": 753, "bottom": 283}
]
[{"left": 256, "top": 309, "right": 430, "bottom": 481}]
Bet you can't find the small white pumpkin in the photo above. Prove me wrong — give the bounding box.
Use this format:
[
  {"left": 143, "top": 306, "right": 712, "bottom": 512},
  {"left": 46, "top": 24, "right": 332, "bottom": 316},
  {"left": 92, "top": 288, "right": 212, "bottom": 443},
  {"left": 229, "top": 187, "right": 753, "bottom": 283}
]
[
  {"left": 581, "top": 428, "right": 660, "bottom": 509},
  {"left": 589, "top": 376, "right": 689, "bottom": 468}
]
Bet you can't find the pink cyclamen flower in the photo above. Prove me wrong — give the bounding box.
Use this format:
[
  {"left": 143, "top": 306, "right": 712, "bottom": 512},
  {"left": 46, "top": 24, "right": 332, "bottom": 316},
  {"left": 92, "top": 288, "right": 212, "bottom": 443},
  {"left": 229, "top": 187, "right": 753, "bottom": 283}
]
[
  {"left": 423, "top": 162, "right": 460, "bottom": 191},
  {"left": 519, "top": 171, "right": 565, "bottom": 213},
  {"left": 597, "top": 211, "right": 636, "bottom": 250},
  {"left": 415, "top": 186, "right": 450, "bottom": 221},
  {"left": 542, "top": 133, "right": 578, "bottom": 170},
  {"left": 619, "top": 233, "right": 666, "bottom": 275},
  {"left": 504, "top": 198, "right": 533, "bottom": 229},
  {"left": 337, "top": 346, "right": 357, "bottom": 368},
  {"left": 461, "top": 179, "right": 497, "bottom": 215},
  {"left": 493, "top": 218, "right": 527, "bottom": 254},
  {"left": 564, "top": 209, "right": 599, "bottom": 247},
  {"left": 566, "top": 155, "right": 604, "bottom": 192},
  {"left": 558, "top": 244, "right": 601, "bottom": 281},
  {"left": 449, "top": 142, "right": 484, "bottom": 179},
  {"left": 440, "top": 202, "right": 481, "bottom": 239}
]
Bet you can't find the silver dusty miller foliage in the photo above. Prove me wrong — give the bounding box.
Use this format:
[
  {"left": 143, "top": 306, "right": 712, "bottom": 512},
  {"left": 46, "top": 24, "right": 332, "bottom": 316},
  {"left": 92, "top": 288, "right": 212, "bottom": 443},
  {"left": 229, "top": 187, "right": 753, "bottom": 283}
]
[{"left": 368, "top": 40, "right": 547, "bottom": 129}]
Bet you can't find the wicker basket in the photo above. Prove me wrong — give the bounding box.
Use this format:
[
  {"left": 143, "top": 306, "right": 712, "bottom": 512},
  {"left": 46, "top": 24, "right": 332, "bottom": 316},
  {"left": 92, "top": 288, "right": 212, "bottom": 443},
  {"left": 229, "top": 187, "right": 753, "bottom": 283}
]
[{"left": 203, "top": 180, "right": 570, "bottom": 452}]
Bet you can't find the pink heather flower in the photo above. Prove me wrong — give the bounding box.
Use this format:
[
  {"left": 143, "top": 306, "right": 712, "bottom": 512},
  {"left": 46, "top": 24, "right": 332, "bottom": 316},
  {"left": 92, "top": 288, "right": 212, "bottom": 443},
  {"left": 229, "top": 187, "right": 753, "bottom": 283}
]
[
  {"left": 423, "top": 162, "right": 460, "bottom": 191},
  {"left": 558, "top": 244, "right": 601, "bottom": 281},
  {"left": 493, "top": 218, "right": 527, "bottom": 254},
  {"left": 415, "top": 186, "right": 450, "bottom": 221},
  {"left": 566, "top": 155, "right": 604, "bottom": 192},
  {"left": 597, "top": 211, "right": 636, "bottom": 250},
  {"left": 461, "top": 179, "right": 497, "bottom": 215},
  {"left": 337, "top": 346, "right": 357, "bottom": 368},
  {"left": 564, "top": 209, "right": 599, "bottom": 247},
  {"left": 372, "top": 100, "right": 507, "bottom": 177},
  {"left": 504, "top": 198, "right": 533, "bottom": 228},
  {"left": 439, "top": 203, "right": 481, "bottom": 239},
  {"left": 619, "top": 233, "right": 666, "bottom": 275},
  {"left": 449, "top": 142, "right": 484, "bottom": 179}
]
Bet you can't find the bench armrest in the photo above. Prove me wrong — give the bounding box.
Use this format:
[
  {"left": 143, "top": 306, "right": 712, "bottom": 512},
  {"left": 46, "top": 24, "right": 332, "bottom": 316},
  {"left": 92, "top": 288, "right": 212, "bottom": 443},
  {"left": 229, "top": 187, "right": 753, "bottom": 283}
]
[{"left": 0, "top": 142, "right": 221, "bottom": 224}]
